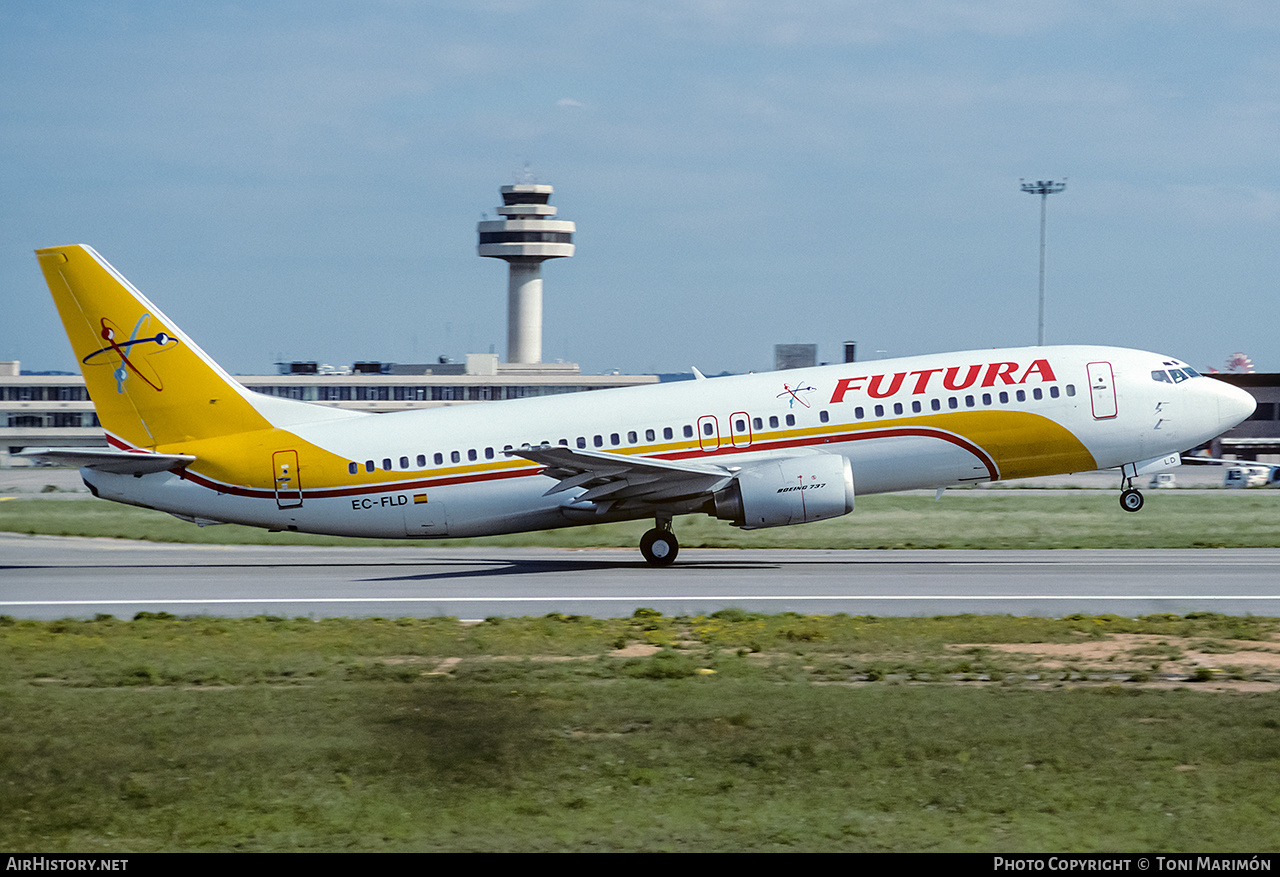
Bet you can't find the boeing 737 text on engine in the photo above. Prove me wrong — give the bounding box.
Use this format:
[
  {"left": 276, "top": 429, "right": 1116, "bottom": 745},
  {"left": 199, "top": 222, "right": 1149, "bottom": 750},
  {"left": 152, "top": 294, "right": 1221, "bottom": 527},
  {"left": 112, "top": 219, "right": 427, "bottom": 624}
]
[{"left": 26, "top": 245, "right": 1256, "bottom": 565}]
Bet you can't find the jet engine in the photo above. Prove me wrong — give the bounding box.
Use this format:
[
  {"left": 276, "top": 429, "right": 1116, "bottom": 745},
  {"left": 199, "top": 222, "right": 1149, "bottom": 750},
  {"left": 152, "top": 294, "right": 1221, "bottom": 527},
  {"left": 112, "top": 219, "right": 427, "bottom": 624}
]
[{"left": 711, "top": 454, "right": 854, "bottom": 529}]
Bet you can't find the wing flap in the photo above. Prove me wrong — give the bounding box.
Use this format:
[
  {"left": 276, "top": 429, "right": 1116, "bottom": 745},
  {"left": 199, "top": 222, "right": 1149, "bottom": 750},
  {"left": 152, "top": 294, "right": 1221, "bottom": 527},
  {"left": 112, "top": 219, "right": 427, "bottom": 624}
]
[{"left": 507, "top": 445, "right": 733, "bottom": 508}]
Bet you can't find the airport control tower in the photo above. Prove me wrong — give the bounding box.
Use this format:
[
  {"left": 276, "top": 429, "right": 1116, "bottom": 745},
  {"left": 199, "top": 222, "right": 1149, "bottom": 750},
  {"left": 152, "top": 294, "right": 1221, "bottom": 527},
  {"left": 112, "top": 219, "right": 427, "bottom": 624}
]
[{"left": 477, "top": 183, "right": 575, "bottom": 364}]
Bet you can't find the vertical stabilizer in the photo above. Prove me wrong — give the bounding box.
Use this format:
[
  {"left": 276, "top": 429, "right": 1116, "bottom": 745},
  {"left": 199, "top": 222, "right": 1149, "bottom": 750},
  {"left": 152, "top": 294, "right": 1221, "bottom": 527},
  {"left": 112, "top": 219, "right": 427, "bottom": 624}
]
[{"left": 35, "top": 245, "right": 273, "bottom": 449}]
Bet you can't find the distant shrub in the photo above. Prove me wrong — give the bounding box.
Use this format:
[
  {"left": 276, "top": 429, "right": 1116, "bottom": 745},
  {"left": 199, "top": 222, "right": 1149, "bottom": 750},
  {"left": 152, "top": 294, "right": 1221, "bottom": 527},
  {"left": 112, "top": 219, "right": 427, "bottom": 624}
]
[{"left": 625, "top": 649, "right": 698, "bottom": 680}]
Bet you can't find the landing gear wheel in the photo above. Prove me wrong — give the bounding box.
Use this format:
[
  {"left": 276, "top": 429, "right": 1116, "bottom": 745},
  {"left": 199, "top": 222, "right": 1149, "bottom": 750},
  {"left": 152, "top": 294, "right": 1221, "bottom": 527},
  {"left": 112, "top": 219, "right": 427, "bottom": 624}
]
[
  {"left": 1120, "top": 488, "right": 1145, "bottom": 513},
  {"left": 640, "top": 528, "right": 679, "bottom": 567}
]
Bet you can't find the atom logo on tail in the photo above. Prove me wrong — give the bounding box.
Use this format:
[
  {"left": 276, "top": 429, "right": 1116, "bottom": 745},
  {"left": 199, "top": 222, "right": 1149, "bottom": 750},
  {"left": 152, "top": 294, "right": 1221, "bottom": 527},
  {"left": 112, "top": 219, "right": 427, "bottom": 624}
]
[{"left": 81, "top": 314, "right": 179, "bottom": 392}]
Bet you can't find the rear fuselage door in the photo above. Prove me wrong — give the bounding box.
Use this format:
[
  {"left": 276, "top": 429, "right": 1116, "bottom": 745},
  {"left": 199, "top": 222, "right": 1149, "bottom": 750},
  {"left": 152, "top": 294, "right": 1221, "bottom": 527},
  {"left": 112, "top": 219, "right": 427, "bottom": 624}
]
[
  {"left": 1086, "top": 362, "right": 1118, "bottom": 420},
  {"left": 272, "top": 450, "right": 303, "bottom": 508}
]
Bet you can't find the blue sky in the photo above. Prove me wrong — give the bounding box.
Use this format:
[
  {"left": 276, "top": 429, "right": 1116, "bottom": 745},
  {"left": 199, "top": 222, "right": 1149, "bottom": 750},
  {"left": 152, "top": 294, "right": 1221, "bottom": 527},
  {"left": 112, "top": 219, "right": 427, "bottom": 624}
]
[{"left": 4, "top": 1, "right": 1279, "bottom": 376}]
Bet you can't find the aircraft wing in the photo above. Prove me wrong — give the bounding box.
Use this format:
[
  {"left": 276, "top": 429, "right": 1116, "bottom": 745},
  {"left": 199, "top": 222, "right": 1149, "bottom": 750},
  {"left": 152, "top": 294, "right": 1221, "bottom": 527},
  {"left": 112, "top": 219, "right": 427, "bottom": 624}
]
[
  {"left": 17, "top": 447, "right": 195, "bottom": 475},
  {"left": 1182, "top": 454, "right": 1278, "bottom": 469},
  {"left": 506, "top": 445, "right": 734, "bottom": 508}
]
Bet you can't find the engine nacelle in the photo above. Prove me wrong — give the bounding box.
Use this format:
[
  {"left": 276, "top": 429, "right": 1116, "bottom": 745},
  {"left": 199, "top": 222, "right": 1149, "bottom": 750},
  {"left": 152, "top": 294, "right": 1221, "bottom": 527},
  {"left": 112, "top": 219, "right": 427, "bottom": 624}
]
[{"left": 712, "top": 454, "right": 854, "bottom": 529}]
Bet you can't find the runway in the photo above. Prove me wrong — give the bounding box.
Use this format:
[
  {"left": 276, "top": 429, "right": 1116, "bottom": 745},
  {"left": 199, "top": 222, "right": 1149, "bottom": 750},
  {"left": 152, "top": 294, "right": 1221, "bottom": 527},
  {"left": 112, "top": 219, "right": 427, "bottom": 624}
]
[{"left": 2, "top": 534, "right": 1279, "bottom": 620}]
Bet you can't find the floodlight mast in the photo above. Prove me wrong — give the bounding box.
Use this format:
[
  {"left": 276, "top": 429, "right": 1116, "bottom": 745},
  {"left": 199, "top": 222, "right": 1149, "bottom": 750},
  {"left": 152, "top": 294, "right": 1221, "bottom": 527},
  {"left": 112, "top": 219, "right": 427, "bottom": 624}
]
[{"left": 1020, "top": 179, "right": 1066, "bottom": 346}]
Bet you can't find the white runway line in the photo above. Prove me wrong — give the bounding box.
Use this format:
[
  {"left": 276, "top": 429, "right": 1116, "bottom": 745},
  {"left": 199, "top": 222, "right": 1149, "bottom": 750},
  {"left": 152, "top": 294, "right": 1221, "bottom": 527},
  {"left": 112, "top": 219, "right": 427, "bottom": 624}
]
[{"left": 5, "top": 594, "right": 1280, "bottom": 607}]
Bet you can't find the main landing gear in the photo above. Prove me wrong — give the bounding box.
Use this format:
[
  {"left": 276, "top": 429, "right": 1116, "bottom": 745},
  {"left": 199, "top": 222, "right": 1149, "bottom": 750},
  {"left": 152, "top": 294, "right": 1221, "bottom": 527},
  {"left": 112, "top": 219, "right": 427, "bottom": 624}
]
[
  {"left": 640, "top": 514, "right": 679, "bottom": 567},
  {"left": 1119, "top": 474, "right": 1145, "bottom": 513}
]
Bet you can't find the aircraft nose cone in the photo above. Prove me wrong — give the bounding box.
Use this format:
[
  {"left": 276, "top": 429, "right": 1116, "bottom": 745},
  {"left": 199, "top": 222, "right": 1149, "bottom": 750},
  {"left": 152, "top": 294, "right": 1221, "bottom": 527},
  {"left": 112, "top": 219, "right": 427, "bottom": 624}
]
[{"left": 1213, "top": 379, "right": 1256, "bottom": 431}]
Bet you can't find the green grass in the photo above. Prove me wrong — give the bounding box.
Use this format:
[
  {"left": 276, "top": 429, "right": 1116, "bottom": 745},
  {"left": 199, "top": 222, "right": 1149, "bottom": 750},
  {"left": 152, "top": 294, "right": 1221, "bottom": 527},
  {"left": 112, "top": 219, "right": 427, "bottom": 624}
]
[
  {"left": 5, "top": 491, "right": 1280, "bottom": 548},
  {"left": 3, "top": 612, "right": 1280, "bottom": 851},
  {"left": 7, "top": 681, "right": 1280, "bottom": 852}
]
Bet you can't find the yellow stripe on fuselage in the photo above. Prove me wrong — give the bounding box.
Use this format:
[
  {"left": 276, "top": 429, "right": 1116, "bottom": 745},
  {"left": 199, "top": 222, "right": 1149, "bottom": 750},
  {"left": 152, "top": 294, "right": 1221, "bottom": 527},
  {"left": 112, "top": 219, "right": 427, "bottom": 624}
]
[{"left": 160, "top": 407, "right": 1095, "bottom": 496}]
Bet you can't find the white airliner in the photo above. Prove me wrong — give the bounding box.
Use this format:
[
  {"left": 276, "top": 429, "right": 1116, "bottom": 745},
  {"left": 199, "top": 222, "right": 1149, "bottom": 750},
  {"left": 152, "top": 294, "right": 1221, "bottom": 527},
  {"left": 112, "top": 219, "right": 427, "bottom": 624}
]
[{"left": 27, "top": 245, "right": 1256, "bottom": 565}]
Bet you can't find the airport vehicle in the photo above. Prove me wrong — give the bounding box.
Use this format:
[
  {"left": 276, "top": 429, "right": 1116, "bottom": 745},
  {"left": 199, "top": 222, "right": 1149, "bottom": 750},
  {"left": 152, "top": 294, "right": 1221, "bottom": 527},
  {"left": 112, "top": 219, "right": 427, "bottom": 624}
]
[
  {"left": 1224, "top": 465, "right": 1270, "bottom": 488},
  {"left": 26, "top": 245, "right": 1256, "bottom": 565}
]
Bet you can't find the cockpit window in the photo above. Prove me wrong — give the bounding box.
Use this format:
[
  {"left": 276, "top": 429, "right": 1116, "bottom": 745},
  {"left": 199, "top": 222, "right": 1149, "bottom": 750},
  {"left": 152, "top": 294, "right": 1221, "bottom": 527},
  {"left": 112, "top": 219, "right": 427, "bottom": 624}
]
[
  {"left": 1151, "top": 370, "right": 1171, "bottom": 383},
  {"left": 1169, "top": 368, "right": 1189, "bottom": 383},
  {"left": 1183, "top": 367, "right": 1201, "bottom": 377}
]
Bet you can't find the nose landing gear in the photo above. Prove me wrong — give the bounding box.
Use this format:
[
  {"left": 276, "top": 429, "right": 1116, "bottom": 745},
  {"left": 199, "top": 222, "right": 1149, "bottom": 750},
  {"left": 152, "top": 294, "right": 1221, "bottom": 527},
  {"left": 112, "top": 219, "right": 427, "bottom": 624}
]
[{"left": 1119, "top": 473, "right": 1145, "bottom": 513}]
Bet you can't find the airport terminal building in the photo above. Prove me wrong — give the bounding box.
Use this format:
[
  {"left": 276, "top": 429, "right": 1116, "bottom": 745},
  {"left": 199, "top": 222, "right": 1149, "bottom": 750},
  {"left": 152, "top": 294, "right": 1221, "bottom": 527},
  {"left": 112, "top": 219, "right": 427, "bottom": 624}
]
[
  {"left": 1207, "top": 373, "right": 1280, "bottom": 460},
  {"left": 0, "top": 358, "right": 656, "bottom": 466}
]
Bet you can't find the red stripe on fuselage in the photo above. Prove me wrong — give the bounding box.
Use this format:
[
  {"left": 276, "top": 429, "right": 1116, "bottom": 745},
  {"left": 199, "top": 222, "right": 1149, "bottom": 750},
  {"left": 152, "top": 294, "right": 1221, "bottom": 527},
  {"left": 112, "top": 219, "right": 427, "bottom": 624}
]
[{"left": 165, "top": 424, "right": 999, "bottom": 500}]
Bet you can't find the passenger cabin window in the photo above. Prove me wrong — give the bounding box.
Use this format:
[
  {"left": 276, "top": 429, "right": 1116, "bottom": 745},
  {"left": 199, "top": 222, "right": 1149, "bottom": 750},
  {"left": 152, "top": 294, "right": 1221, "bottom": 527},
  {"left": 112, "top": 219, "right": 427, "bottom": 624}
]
[
  {"left": 912, "top": 401, "right": 922, "bottom": 413},
  {"left": 819, "top": 411, "right": 829, "bottom": 423},
  {"left": 433, "top": 453, "right": 443, "bottom": 465},
  {"left": 785, "top": 414, "right": 795, "bottom": 426},
  {"left": 399, "top": 456, "right": 409, "bottom": 469},
  {"left": 628, "top": 431, "right": 638, "bottom": 444},
  {"left": 855, "top": 407, "right": 865, "bottom": 419},
  {"left": 646, "top": 429, "right": 656, "bottom": 442},
  {"left": 593, "top": 435, "right": 603, "bottom": 447},
  {"left": 893, "top": 402, "right": 903, "bottom": 415},
  {"left": 468, "top": 449, "right": 477, "bottom": 461},
  {"left": 663, "top": 427, "right": 674, "bottom": 440},
  {"left": 577, "top": 436, "right": 586, "bottom": 449},
  {"left": 1033, "top": 388, "right": 1043, "bottom": 400},
  {"left": 768, "top": 416, "right": 779, "bottom": 428},
  {"left": 349, "top": 462, "right": 358, "bottom": 475},
  {"left": 416, "top": 454, "right": 426, "bottom": 467},
  {"left": 450, "top": 451, "right": 460, "bottom": 463},
  {"left": 931, "top": 399, "right": 941, "bottom": 411},
  {"left": 365, "top": 460, "right": 375, "bottom": 472},
  {"left": 683, "top": 425, "right": 694, "bottom": 438}
]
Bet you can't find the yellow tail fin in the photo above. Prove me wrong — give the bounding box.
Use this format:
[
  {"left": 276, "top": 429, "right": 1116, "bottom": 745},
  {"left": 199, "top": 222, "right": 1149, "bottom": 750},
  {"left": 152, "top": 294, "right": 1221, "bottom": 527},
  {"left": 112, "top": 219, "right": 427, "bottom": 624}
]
[{"left": 36, "top": 245, "right": 273, "bottom": 449}]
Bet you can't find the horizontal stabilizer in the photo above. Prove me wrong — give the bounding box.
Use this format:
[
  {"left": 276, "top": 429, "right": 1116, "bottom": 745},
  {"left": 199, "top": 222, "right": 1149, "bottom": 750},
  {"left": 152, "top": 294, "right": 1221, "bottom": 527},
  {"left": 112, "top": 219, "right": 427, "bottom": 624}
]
[{"left": 18, "top": 447, "right": 195, "bottom": 474}]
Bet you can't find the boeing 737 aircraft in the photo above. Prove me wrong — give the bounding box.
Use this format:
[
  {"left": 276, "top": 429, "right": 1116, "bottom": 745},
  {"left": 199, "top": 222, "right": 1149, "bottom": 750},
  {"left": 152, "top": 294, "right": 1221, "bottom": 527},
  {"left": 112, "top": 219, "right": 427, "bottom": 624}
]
[{"left": 27, "top": 245, "right": 1256, "bottom": 565}]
